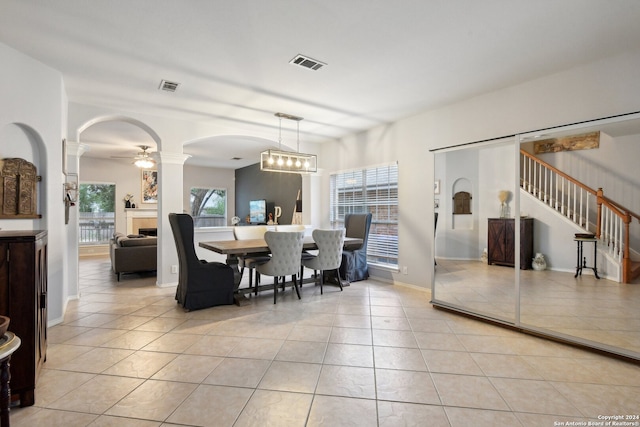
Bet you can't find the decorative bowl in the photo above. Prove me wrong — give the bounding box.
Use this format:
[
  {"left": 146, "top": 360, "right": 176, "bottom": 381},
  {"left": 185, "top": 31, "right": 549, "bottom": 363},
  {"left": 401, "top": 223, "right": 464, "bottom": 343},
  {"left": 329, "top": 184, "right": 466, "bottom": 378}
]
[{"left": 0, "top": 315, "right": 9, "bottom": 337}]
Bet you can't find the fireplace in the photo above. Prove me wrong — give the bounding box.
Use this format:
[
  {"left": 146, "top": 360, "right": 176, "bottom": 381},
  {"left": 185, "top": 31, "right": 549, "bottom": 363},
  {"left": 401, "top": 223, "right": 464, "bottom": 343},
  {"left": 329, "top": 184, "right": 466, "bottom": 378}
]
[{"left": 125, "top": 208, "right": 157, "bottom": 235}]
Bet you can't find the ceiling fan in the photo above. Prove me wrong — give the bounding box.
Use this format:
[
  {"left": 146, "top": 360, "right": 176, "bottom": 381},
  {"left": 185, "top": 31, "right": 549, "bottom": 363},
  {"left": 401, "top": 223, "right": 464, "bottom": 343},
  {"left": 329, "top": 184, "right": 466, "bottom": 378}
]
[
  {"left": 112, "top": 145, "right": 155, "bottom": 168},
  {"left": 133, "top": 146, "right": 155, "bottom": 168}
]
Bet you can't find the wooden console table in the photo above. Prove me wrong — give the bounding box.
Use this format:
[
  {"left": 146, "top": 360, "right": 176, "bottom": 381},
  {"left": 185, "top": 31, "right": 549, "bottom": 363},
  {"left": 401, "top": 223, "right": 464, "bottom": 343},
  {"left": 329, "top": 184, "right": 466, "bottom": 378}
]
[
  {"left": 0, "top": 230, "right": 48, "bottom": 407},
  {"left": 487, "top": 218, "right": 534, "bottom": 269}
]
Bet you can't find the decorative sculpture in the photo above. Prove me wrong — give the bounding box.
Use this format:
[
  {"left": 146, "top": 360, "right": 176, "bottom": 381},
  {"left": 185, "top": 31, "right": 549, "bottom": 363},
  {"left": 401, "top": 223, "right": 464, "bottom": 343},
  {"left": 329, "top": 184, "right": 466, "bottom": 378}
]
[{"left": 0, "top": 158, "right": 40, "bottom": 218}]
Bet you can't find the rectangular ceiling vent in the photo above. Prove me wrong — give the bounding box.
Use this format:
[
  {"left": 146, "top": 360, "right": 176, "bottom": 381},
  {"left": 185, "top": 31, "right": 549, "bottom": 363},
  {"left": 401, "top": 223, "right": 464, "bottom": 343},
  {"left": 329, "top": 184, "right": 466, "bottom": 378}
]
[
  {"left": 159, "top": 79, "right": 180, "bottom": 92},
  {"left": 289, "top": 54, "right": 326, "bottom": 71}
]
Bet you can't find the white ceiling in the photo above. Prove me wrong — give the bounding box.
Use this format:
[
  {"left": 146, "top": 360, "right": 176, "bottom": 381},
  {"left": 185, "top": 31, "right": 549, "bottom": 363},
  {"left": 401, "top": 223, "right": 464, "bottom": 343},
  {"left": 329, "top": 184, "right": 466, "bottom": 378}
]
[{"left": 2, "top": 0, "right": 640, "bottom": 168}]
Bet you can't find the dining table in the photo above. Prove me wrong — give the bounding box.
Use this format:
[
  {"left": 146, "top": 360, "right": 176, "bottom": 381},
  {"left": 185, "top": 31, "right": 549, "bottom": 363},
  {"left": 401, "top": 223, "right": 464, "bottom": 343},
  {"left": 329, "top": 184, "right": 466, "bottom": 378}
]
[{"left": 199, "top": 235, "right": 362, "bottom": 305}]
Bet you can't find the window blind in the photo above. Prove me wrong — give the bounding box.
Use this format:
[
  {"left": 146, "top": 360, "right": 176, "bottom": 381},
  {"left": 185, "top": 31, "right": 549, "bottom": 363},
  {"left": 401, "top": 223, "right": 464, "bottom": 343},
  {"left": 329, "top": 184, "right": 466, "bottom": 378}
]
[{"left": 330, "top": 162, "right": 398, "bottom": 268}]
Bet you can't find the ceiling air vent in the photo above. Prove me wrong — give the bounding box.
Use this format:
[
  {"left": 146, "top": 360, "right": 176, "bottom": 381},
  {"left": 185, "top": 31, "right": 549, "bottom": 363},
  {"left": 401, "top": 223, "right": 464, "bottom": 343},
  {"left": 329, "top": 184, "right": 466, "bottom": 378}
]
[
  {"left": 158, "top": 79, "right": 180, "bottom": 92},
  {"left": 289, "top": 54, "right": 326, "bottom": 71}
]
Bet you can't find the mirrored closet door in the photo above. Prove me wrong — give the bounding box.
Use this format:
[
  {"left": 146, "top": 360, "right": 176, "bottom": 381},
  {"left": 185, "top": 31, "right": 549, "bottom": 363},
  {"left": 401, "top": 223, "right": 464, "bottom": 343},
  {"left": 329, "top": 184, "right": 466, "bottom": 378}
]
[{"left": 432, "top": 112, "right": 640, "bottom": 361}]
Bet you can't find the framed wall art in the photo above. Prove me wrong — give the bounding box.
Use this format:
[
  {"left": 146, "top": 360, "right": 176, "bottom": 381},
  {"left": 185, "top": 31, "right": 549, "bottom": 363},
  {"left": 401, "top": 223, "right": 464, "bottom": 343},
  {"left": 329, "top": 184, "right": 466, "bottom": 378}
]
[{"left": 141, "top": 169, "right": 158, "bottom": 204}]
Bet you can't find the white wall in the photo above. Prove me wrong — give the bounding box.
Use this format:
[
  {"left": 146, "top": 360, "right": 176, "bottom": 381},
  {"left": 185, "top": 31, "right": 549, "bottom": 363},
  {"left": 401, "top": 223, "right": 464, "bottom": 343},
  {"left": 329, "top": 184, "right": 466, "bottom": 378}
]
[
  {"left": 323, "top": 49, "right": 640, "bottom": 289},
  {"left": 79, "top": 157, "right": 237, "bottom": 286},
  {"left": 0, "top": 43, "right": 68, "bottom": 324},
  {"left": 538, "top": 131, "right": 640, "bottom": 214},
  {"left": 4, "top": 39, "right": 640, "bottom": 325},
  {"left": 79, "top": 157, "right": 149, "bottom": 233},
  {"left": 79, "top": 159, "right": 237, "bottom": 230}
]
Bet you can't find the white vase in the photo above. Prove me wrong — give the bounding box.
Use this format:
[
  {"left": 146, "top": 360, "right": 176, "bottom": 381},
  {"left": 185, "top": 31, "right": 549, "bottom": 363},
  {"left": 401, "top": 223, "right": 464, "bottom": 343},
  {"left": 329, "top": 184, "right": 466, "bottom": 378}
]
[
  {"left": 481, "top": 248, "right": 488, "bottom": 264},
  {"left": 532, "top": 253, "right": 547, "bottom": 271}
]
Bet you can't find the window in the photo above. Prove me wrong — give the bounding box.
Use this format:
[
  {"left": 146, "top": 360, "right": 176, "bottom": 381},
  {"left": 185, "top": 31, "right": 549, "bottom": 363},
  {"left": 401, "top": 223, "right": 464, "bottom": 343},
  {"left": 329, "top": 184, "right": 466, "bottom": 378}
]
[
  {"left": 190, "top": 188, "right": 227, "bottom": 227},
  {"left": 79, "top": 183, "right": 115, "bottom": 245},
  {"left": 330, "top": 162, "right": 399, "bottom": 268}
]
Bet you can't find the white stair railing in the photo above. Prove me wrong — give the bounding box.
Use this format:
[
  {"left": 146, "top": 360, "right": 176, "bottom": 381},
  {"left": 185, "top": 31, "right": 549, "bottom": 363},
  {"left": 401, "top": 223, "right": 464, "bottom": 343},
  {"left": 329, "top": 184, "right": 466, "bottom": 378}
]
[
  {"left": 521, "top": 152, "right": 595, "bottom": 231},
  {"left": 521, "top": 149, "right": 638, "bottom": 282},
  {"left": 600, "top": 204, "right": 624, "bottom": 262}
]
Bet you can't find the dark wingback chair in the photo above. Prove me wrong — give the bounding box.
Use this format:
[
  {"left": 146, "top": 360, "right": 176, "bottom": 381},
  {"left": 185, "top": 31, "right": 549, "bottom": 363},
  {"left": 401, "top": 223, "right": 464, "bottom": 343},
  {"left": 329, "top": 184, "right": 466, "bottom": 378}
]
[
  {"left": 339, "top": 213, "right": 372, "bottom": 282},
  {"left": 169, "top": 213, "right": 235, "bottom": 310}
]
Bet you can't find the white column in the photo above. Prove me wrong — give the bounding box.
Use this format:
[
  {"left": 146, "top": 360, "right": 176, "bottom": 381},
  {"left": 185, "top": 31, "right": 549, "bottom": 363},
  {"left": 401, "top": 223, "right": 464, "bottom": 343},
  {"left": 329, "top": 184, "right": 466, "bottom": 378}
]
[
  {"left": 65, "top": 141, "right": 90, "bottom": 301},
  {"left": 302, "top": 169, "right": 324, "bottom": 228},
  {"left": 155, "top": 150, "right": 191, "bottom": 287}
]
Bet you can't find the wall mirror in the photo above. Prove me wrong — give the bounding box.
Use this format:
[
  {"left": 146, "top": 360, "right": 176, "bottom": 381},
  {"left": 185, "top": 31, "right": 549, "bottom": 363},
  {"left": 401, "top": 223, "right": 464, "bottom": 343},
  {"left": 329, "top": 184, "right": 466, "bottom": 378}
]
[
  {"left": 433, "top": 136, "right": 519, "bottom": 325},
  {"left": 433, "top": 112, "right": 640, "bottom": 361}
]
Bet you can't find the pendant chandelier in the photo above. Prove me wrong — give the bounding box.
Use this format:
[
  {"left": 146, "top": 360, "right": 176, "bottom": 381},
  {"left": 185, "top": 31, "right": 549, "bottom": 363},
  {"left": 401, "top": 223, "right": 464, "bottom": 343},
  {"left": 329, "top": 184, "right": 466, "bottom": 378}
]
[{"left": 260, "top": 112, "right": 317, "bottom": 174}]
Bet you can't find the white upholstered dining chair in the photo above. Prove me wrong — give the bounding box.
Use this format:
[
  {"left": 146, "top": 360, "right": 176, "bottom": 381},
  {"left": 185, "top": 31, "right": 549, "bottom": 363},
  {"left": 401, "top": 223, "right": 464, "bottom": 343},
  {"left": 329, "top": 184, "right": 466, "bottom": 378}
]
[
  {"left": 256, "top": 231, "right": 305, "bottom": 304},
  {"left": 233, "top": 225, "right": 270, "bottom": 294}
]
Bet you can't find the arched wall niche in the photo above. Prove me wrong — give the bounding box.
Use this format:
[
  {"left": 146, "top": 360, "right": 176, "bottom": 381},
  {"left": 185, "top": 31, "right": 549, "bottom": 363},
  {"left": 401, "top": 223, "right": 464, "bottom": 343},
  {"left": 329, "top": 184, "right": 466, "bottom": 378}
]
[
  {"left": 0, "top": 122, "right": 47, "bottom": 228},
  {"left": 451, "top": 177, "right": 473, "bottom": 230},
  {"left": 1, "top": 123, "right": 43, "bottom": 163}
]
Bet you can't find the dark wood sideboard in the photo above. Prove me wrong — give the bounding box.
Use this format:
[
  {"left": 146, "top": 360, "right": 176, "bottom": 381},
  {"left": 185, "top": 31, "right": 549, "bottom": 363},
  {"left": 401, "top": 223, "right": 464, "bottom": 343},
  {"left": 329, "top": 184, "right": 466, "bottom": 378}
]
[
  {"left": 0, "top": 230, "right": 47, "bottom": 407},
  {"left": 487, "top": 218, "right": 533, "bottom": 270}
]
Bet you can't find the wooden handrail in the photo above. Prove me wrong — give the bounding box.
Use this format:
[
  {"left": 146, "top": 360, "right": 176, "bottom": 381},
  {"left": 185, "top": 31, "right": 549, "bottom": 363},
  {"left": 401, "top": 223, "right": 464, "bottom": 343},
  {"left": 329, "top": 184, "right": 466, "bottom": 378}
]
[
  {"left": 600, "top": 194, "right": 640, "bottom": 224},
  {"left": 597, "top": 191, "right": 626, "bottom": 219}
]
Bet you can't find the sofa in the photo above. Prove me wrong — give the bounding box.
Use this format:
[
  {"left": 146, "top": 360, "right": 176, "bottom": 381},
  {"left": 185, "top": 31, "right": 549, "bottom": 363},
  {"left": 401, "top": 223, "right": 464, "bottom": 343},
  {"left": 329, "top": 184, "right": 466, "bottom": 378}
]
[{"left": 110, "top": 232, "right": 157, "bottom": 281}]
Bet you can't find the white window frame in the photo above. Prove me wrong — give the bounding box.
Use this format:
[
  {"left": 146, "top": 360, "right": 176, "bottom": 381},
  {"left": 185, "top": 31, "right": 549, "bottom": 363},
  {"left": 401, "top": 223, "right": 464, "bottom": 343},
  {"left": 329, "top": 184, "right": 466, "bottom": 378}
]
[
  {"left": 330, "top": 162, "right": 399, "bottom": 269},
  {"left": 78, "top": 182, "right": 116, "bottom": 245},
  {"left": 190, "top": 187, "right": 228, "bottom": 228}
]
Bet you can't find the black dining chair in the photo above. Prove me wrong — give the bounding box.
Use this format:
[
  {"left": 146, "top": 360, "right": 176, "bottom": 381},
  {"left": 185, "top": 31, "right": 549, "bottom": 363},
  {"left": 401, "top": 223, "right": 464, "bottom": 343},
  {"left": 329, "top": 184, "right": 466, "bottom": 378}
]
[{"left": 169, "top": 213, "right": 235, "bottom": 310}]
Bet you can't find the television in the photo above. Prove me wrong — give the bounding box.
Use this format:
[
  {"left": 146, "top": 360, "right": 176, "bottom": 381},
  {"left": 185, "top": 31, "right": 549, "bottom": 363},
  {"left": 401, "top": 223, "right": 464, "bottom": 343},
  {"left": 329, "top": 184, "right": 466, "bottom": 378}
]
[{"left": 249, "top": 199, "right": 267, "bottom": 224}]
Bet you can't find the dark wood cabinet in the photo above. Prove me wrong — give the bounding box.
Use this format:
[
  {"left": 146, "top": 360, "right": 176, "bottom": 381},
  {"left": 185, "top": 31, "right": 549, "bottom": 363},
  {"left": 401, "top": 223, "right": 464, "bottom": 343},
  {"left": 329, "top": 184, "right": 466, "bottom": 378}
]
[
  {"left": 487, "top": 218, "right": 533, "bottom": 270},
  {"left": 0, "top": 230, "right": 47, "bottom": 407}
]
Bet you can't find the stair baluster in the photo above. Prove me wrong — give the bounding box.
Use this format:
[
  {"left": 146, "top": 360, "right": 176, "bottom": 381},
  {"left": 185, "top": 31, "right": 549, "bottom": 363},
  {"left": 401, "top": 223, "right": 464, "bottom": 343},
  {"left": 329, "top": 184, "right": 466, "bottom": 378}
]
[{"left": 520, "top": 149, "right": 639, "bottom": 283}]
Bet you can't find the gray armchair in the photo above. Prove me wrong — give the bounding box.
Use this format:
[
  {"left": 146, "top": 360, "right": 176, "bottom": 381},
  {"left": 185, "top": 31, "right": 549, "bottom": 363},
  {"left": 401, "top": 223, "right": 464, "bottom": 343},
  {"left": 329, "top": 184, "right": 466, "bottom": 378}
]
[
  {"left": 339, "top": 213, "right": 372, "bottom": 282},
  {"left": 169, "top": 213, "right": 235, "bottom": 310}
]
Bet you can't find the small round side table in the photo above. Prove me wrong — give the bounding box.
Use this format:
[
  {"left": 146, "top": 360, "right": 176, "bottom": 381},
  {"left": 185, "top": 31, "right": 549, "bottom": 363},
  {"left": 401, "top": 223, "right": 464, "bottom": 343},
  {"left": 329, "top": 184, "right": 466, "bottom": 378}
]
[{"left": 0, "top": 332, "right": 21, "bottom": 427}]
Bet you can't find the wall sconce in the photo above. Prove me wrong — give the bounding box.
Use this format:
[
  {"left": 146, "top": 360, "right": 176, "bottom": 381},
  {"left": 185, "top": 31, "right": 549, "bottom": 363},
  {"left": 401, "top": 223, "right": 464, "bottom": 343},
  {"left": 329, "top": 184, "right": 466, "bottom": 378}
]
[
  {"left": 64, "top": 173, "right": 78, "bottom": 204},
  {"left": 64, "top": 173, "right": 78, "bottom": 224}
]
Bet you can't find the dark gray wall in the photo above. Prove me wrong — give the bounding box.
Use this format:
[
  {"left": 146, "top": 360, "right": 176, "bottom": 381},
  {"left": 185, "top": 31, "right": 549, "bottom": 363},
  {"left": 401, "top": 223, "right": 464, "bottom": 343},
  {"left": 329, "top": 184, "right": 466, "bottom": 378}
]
[{"left": 235, "top": 163, "right": 302, "bottom": 225}]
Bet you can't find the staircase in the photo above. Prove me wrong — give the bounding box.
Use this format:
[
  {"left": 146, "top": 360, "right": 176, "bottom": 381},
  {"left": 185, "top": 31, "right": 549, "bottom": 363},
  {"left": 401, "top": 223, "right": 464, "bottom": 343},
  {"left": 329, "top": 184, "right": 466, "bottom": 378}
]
[{"left": 520, "top": 149, "right": 640, "bottom": 283}]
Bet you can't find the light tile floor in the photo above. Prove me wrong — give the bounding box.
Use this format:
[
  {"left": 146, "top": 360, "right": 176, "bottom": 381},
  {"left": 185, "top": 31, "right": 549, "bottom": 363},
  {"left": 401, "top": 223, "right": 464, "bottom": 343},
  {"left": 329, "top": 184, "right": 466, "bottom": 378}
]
[
  {"left": 10, "top": 256, "right": 640, "bottom": 426},
  {"left": 434, "top": 258, "right": 640, "bottom": 355}
]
